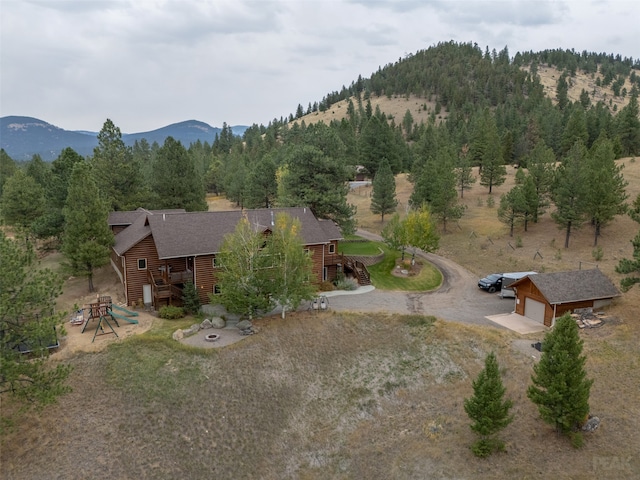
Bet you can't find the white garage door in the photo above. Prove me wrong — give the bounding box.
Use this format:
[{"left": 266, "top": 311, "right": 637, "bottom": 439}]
[{"left": 524, "top": 298, "right": 546, "bottom": 324}]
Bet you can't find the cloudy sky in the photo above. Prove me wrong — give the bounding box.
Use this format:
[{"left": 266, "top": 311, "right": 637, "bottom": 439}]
[{"left": 1, "top": 0, "right": 638, "bottom": 133}]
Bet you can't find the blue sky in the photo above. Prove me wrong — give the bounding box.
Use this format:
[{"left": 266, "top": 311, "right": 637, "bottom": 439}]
[{"left": 1, "top": 0, "right": 638, "bottom": 133}]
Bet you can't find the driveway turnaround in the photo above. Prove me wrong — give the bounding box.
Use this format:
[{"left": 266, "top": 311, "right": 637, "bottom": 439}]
[{"left": 327, "top": 230, "right": 516, "bottom": 327}]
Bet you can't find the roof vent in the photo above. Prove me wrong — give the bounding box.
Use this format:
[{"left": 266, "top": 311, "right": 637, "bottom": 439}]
[
  {"left": 163, "top": 213, "right": 166, "bottom": 221},
  {"left": 271, "top": 211, "right": 275, "bottom": 226}
]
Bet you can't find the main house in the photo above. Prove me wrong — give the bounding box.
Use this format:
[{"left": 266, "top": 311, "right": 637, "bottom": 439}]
[{"left": 108, "top": 207, "right": 368, "bottom": 309}]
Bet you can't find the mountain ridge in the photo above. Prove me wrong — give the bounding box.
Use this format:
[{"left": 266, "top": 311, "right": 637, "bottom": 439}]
[{"left": 0, "top": 116, "right": 248, "bottom": 161}]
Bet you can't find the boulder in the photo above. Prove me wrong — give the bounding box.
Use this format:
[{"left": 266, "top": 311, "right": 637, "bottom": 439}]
[
  {"left": 236, "top": 320, "right": 253, "bottom": 331},
  {"left": 582, "top": 416, "right": 600, "bottom": 433},
  {"left": 200, "top": 319, "right": 213, "bottom": 329},
  {"left": 210, "top": 316, "right": 226, "bottom": 329},
  {"left": 172, "top": 329, "right": 184, "bottom": 341},
  {"left": 183, "top": 324, "right": 201, "bottom": 337},
  {"left": 200, "top": 304, "right": 227, "bottom": 317}
]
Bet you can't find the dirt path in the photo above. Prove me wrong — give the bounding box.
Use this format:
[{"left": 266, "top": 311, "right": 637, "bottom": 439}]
[{"left": 327, "top": 229, "right": 514, "bottom": 325}]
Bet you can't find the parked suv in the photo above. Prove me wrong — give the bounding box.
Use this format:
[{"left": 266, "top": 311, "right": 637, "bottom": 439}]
[{"left": 478, "top": 273, "right": 503, "bottom": 293}]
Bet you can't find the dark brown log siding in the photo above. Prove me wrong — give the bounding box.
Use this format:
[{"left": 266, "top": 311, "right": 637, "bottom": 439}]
[
  {"left": 123, "top": 236, "right": 161, "bottom": 306},
  {"left": 194, "top": 255, "right": 218, "bottom": 304}
]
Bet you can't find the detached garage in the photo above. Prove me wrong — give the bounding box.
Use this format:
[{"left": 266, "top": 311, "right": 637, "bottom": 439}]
[{"left": 510, "top": 269, "right": 620, "bottom": 327}]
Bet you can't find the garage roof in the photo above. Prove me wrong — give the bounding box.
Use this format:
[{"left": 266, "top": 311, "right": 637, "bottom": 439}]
[{"left": 513, "top": 269, "right": 620, "bottom": 305}]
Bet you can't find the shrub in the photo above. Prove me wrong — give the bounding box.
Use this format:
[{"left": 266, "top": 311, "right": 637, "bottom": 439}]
[
  {"left": 159, "top": 305, "right": 185, "bottom": 320},
  {"left": 334, "top": 277, "right": 358, "bottom": 291},
  {"left": 318, "top": 281, "right": 335, "bottom": 292},
  {"left": 515, "top": 236, "right": 523, "bottom": 248},
  {"left": 486, "top": 196, "right": 495, "bottom": 208},
  {"left": 592, "top": 246, "right": 603, "bottom": 261},
  {"left": 181, "top": 281, "right": 201, "bottom": 314}
]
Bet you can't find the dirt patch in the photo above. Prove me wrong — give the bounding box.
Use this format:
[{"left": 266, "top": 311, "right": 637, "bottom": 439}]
[{"left": 391, "top": 257, "right": 423, "bottom": 277}]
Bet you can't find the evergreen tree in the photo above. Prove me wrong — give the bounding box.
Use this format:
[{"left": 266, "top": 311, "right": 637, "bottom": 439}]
[
  {"left": 526, "top": 140, "right": 556, "bottom": 222},
  {"left": 91, "top": 119, "right": 149, "bottom": 211},
  {"left": 244, "top": 154, "right": 278, "bottom": 209},
  {"left": 455, "top": 144, "right": 476, "bottom": 198},
  {"left": 151, "top": 136, "right": 207, "bottom": 211},
  {"left": 181, "top": 281, "right": 201, "bottom": 315},
  {"left": 583, "top": 137, "right": 628, "bottom": 246},
  {"left": 616, "top": 91, "right": 640, "bottom": 156},
  {"left": 551, "top": 141, "right": 589, "bottom": 248},
  {"left": 0, "top": 232, "right": 72, "bottom": 419},
  {"left": 556, "top": 73, "right": 569, "bottom": 110},
  {"left": 561, "top": 107, "right": 589, "bottom": 154},
  {"left": 527, "top": 314, "right": 593, "bottom": 445},
  {"left": 464, "top": 352, "right": 513, "bottom": 457},
  {"left": 370, "top": 158, "right": 397, "bottom": 222},
  {"left": 25, "top": 154, "right": 52, "bottom": 189},
  {"left": 497, "top": 186, "right": 526, "bottom": 237},
  {"left": 265, "top": 213, "right": 315, "bottom": 319},
  {"left": 62, "top": 162, "right": 114, "bottom": 293},
  {"left": 280, "top": 145, "right": 356, "bottom": 234},
  {"left": 427, "top": 146, "right": 465, "bottom": 232},
  {"left": 475, "top": 111, "right": 506, "bottom": 193},
  {"left": 615, "top": 193, "right": 640, "bottom": 291},
  {"left": 359, "top": 114, "right": 401, "bottom": 176},
  {"left": 0, "top": 170, "right": 46, "bottom": 237},
  {"left": 0, "top": 149, "right": 17, "bottom": 197}
]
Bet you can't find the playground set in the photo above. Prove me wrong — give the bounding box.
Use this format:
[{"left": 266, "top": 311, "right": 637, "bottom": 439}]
[{"left": 72, "top": 296, "right": 139, "bottom": 342}]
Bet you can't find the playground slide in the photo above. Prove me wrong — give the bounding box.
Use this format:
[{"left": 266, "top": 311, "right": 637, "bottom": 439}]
[
  {"left": 112, "top": 304, "right": 139, "bottom": 317},
  {"left": 110, "top": 311, "right": 139, "bottom": 325}
]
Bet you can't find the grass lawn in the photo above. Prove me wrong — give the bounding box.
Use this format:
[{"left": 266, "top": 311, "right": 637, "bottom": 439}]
[
  {"left": 368, "top": 244, "right": 442, "bottom": 291},
  {"left": 338, "top": 239, "right": 383, "bottom": 256}
]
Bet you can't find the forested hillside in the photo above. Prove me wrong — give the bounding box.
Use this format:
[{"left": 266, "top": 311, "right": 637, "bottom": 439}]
[{"left": 2, "top": 41, "right": 639, "bottom": 246}]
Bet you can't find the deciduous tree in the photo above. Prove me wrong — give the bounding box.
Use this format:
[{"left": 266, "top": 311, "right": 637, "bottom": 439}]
[
  {"left": 403, "top": 205, "right": 439, "bottom": 260},
  {"left": 265, "top": 213, "right": 315, "bottom": 318}
]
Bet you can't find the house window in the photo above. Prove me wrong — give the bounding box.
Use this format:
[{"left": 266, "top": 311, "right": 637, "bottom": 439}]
[
  {"left": 328, "top": 244, "right": 335, "bottom": 254},
  {"left": 304, "top": 248, "right": 311, "bottom": 256},
  {"left": 213, "top": 285, "right": 221, "bottom": 294},
  {"left": 212, "top": 257, "right": 217, "bottom": 268},
  {"left": 137, "top": 258, "right": 147, "bottom": 270}
]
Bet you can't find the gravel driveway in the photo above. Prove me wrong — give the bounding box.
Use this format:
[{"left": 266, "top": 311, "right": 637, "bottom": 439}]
[{"left": 327, "top": 230, "right": 515, "bottom": 326}]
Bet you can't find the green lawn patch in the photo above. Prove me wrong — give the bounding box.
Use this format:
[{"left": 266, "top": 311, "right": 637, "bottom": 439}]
[
  {"left": 367, "top": 244, "right": 442, "bottom": 291},
  {"left": 339, "top": 239, "right": 382, "bottom": 256}
]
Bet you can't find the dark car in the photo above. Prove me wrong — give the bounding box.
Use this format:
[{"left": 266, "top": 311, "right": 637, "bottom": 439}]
[{"left": 478, "top": 273, "right": 503, "bottom": 293}]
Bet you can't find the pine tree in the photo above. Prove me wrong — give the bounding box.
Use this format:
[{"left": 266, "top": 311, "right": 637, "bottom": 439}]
[
  {"left": 0, "top": 170, "right": 46, "bottom": 236},
  {"left": 151, "top": 136, "right": 207, "bottom": 211},
  {"left": 551, "top": 141, "right": 589, "bottom": 248},
  {"left": 370, "top": 158, "right": 397, "bottom": 222},
  {"left": 455, "top": 144, "right": 476, "bottom": 198},
  {"left": 527, "top": 314, "right": 593, "bottom": 445},
  {"left": 583, "top": 137, "right": 628, "bottom": 246},
  {"left": 62, "top": 162, "right": 114, "bottom": 293},
  {"left": 497, "top": 186, "right": 526, "bottom": 237},
  {"left": 91, "top": 119, "right": 149, "bottom": 211},
  {"left": 464, "top": 352, "right": 513, "bottom": 457},
  {"left": 0, "top": 232, "right": 72, "bottom": 417}
]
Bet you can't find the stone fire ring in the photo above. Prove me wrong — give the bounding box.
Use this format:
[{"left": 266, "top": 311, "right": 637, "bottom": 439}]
[{"left": 204, "top": 333, "right": 221, "bottom": 342}]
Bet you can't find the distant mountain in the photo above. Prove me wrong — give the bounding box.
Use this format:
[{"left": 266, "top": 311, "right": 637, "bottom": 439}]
[{"left": 0, "top": 116, "right": 248, "bottom": 161}]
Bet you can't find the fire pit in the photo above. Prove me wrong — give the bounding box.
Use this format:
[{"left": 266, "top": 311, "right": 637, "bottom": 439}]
[{"left": 204, "top": 333, "right": 220, "bottom": 342}]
